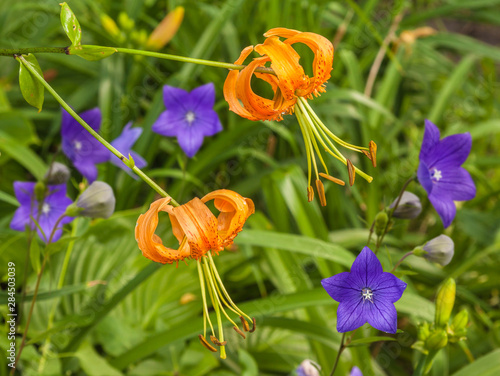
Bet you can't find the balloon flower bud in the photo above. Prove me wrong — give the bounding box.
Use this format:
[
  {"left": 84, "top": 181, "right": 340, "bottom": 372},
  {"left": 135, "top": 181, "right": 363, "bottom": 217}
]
[
  {"left": 67, "top": 181, "right": 116, "bottom": 219},
  {"left": 374, "top": 211, "right": 389, "bottom": 236},
  {"left": 425, "top": 329, "right": 448, "bottom": 351},
  {"left": 417, "top": 235, "right": 454, "bottom": 266},
  {"left": 389, "top": 191, "right": 422, "bottom": 219},
  {"left": 34, "top": 181, "right": 47, "bottom": 202},
  {"left": 44, "top": 162, "right": 71, "bottom": 185},
  {"left": 296, "top": 360, "right": 321, "bottom": 376},
  {"left": 435, "top": 278, "right": 456, "bottom": 328}
]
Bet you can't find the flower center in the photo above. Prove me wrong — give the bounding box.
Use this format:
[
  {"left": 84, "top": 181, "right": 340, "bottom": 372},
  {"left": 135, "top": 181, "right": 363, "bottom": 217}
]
[
  {"left": 41, "top": 203, "right": 51, "bottom": 214},
  {"left": 74, "top": 140, "right": 82, "bottom": 151},
  {"left": 185, "top": 111, "right": 196, "bottom": 125},
  {"left": 431, "top": 168, "right": 442, "bottom": 182},
  {"left": 361, "top": 287, "right": 374, "bottom": 302}
]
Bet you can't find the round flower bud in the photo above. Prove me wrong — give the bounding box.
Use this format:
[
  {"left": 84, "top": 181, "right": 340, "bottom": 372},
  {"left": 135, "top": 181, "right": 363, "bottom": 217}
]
[
  {"left": 389, "top": 191, "right": 422, "bottom": 219},
  {"left": 425, "top": 329, "right": 448, "bottom": 351},
  {"left": 422, "top": 235, "right": 454, "bottom": 266},
  {"left": 76, "top": 181, "right": 115, "bottom": 219},
  {"left": 435, "top": 278, "right": 456, "bottom": 328},
  {"left": 374, "top": 211, "right": 389, "bottom": 236},
  {"left": 44, "top": 162, "right": 71, "bottom": 185},
  {"left": 296, "top": 360, "right": 321, "bottom": 376}
]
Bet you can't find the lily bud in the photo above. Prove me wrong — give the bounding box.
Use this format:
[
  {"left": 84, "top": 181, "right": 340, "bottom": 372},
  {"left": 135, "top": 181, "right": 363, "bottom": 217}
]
[
  {"left": 421, "top": 235, "right": 454, "bottom": 266},
  {"left": 100, "top": 14, "right": 121, "bottom": 40},
  {"left": 435, "top": 278, "right": 456, "bottom": 328},
  {"left": 389, "top": 191, "right": 422, "bottom": 219},
  {"left": 375, "top": 211, "right": 389, "bottom": 236},
  {"left": 76, "top": 181, "right": 115, "bottom": 219},
  {"left": 146, "top": 6, "right": 184, "bottom": 50},
  {"left": 451, "top": 309, "right": 468, "bottom": 332},
  {"left": 34, "top": 181, "right": 47, "bottom": 202},
  {"left": 425, "top": 329, "right": 448, "bottom": 351},
  {"left": 44, "top": 162, "right": 71, "bottom": 185},
  {"left": 296, "top": 360, "right": 321, "bottom": 376}
]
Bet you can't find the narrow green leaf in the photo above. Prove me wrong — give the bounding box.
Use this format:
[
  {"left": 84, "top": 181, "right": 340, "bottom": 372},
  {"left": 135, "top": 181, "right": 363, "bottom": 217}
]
[
  {"left": 0, "top": 190, "right": 19, "bottom": 207},
  {"left": 60, "top": 2, "right": 82, "bottom": 46},
  {"left": 67, "top": 45, "right": 117, "bottom": 61},
  {"left": 0, "top": 133, "right": 47, "bottom": 180},
  {"left": 347, "top": 336, "right": 397, "bottom": 347},
  {"left": 235, "top": 229, "right": 355, "bottom": 267},
  {"left": 0, "top": 283, "right": 101, "bottom": 305},
  {"left": 29, "top": 239, "right": 41, "bottom": 274},
  {"left": 76, "top": 342, "right": 123, "bottom": 376},
  {"left": 18, "top": 54, "right": 44, "bottom": 112},
  {"left": 451, "top": 349, "right": 500, "bottom": 376}
]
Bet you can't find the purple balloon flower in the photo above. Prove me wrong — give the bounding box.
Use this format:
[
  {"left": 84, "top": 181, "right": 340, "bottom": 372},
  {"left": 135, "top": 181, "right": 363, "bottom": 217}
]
[
  {"left": 418, "top": 120, "right": 476, "bottom": 228},
  {"left": 110, "top": 122, "right": 147, "bottom": 178},
  {"left": 321, "top": 247, "right": 407, "bottom": 334},
  {"left": 61, "top": 107, "right": 110, "bottom": 183},
  {"left": 152, "top": 83, "right": 223, "bottom": 158},
  {"left": 350, "top": 366, "right": 363, "bottom": 376},
  {"left": 10, "top": 182, "right": 74, "bottom": 243}
]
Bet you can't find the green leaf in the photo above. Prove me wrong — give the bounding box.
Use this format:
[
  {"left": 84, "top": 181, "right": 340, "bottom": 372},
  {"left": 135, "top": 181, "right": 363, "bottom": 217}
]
[
  {"left": 451, "top": 349, "right": 500, "bottom": 376},
  {"left": 0, "top": 134, "right": 47, "bottom": 180},
  {"left": 235, "top": 229, "right": 355, "bottom": 268},
  {"left": 60, "top": 2, "right": 82, "bottom": 46},
  {"left": 18, "top": 54, "right": 44, "bottom": 112},
  {"left": 29, "top": 238, "right": 41, "bottom": 274},
  {"left": 0, "top": 190, "right": 19, "bottom": 207},
  {"left": 76, "top": 342, "right": 123, "bottom": 376},
  {"left": 347, "top": 336, "right": 397, "bottom": 347},
  {"left": 0, "top": 283, "right": 102, "bottom": 305},
  {"left": 67, "top": 45, "right": 117, "bottom": 61}
]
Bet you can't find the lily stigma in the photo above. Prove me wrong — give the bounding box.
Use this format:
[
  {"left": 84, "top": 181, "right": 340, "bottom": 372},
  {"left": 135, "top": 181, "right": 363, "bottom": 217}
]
[
  {"left": 224, "top": 28, "right": 377, "bottom": 205},
  {"left": 135, "top": 189, "right": 255, "bottom": 358}
]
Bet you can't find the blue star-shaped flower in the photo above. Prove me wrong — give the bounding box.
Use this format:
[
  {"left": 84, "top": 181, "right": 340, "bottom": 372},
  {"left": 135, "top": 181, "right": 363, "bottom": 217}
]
[
  {"left": 110, "top": 122, "right": 147, "bottom": 178},
  {"left": 418, "top": 120, "right": 476, "bottom": 228},
  {"left": 321, "top": 247, "right": 407, "bottom": 333},
  {"left": 10, "top": 182, "right": 74, "bottom": 243},
  {"left": 152, "top": 83, "right": 223, "bottom": 158},
  {"left": 61, "top": 107, "right": 110, "bottom": 183}
]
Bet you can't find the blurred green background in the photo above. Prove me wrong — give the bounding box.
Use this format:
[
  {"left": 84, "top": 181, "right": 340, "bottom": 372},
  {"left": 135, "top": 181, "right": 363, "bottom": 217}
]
[{"left": 0, "top": 0, "right": 499, "bottom": 375}]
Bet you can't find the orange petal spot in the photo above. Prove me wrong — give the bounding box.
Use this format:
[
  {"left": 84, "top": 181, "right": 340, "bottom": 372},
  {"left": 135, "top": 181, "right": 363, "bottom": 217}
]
[
  {"left": 201, "top": 189, "right": 254, "bottom": 248},
  {"left": 135, "top": 197, "right": 191, "bottom": 264}
]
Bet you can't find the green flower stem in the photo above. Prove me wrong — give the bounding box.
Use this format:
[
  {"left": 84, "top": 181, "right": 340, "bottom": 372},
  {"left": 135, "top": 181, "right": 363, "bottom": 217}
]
[
  {"left": 329, "top": 332, "right": 346, "bottom": 376},
  {"left": 1, "top": 45, "right": 275, "bottom": 75},
  {"left": 391, "top": 251, "right": 414, "bottom": 272},
  {"left": 0, "top": 47, "right": 67, "bottom": 56},
  {"left": 16, "top": 55, "right": 178, "bottom": 206},
  {"left": 114, "top": 47, "right": 275, "bottom": 74}
]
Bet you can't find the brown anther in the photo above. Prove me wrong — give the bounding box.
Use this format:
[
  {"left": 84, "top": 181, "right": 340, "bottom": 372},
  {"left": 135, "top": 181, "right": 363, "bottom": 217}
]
[
  {"left": 210, "top": 335, "right": 227, "bottom": 346},
  {"left": 249, "top": 317, "right": 257, "bottom": 333},
  {"left": 362, "top": 150, "right": 372, "bottom": 161},
  {"left": 240, "top": 316, "right": 250, "bottom": 332},
  {"left": 199, "top": 334, "right": 217, "bottom": 352},
  {"left": 233, "top": 326, "right": 246, "bottom": 339},
  {"left": 315, "top": 179, "right": 327, "bottom": 207},
  {"left": 307, "top": 186, "right": 314, "bottom": 202},
  {"left": 346, "top": 159, "right": 356, "bottom": 186},
  {"left": 369, "top": 140, "right": 377, "bottom": 167},
  {"left": 319, "top": 172, "right": 345, "bottom": 186}
]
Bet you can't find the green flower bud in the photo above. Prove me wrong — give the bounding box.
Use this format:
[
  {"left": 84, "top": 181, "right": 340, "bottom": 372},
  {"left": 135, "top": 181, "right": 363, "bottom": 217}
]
[
  {"left": 451, "top": 309, "right": 468, "bottom": 332},
  {"left": 389, "top": 191, "right": 422, "bottom": 219},
  {"left": 375, "top": 211, "right": 389, "bottom": 236},
  {"left": 76, "top": 181, "right": 115, "bottom": 219},
  {"left": 418, "top": 322, "right": 431, "bottom": 341},
  {"left": 425, "top": 329, "right": 448, "bottom": 351},
  {"left": 44, "top": 162, "right": 71, "bottom": 185},
  {"left": 34, "top": 181, "right": 46, "bottom": 202},
  {"left": 118, "top": 12, "right": 134, "bottom": 31},
  {"left": 435, "top": 278, "right": 456, "bottom": 327}
]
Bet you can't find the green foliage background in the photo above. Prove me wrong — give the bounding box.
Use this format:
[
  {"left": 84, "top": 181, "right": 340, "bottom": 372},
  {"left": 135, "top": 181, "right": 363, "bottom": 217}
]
[{"left": 0, "top": 0, "right": 499, "bottom": 375}]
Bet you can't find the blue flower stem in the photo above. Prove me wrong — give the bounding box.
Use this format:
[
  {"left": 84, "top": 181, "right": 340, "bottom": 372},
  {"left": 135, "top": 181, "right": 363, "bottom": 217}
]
[
  {"left": 11, "top": 214, "right": 66, "bottom": 374},
  {"left": 371, "top": 175, "right": 416, "bottom": 253},
  {"left": 16, "top": 55, "right": 179, "bottom": 206},
  {"left": 329, "top": 332, "right": 346, "bottom": 376}
]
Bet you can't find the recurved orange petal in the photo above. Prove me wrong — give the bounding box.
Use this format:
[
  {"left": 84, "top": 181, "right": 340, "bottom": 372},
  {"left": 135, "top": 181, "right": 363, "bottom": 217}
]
[
  {"left": 284, "top": 32, "right": 334, "bottom": 98},
  {"left": 264, "top": 27, "right": 301, "bottom": 39},
  {"left": 169, "top": 197, "right": 220, "bottom": 259},
  {"left": 254, "top": 36, "right": 309, "bottom": 101},
  {"left": 135, "top": 197, "right": 191, "bottom": 264},
  {"left": 223, "top": 46, "right": 259, "bottom": 121},
  {"left": 201, "top": 189, "right": 254, "bottom": 248}
]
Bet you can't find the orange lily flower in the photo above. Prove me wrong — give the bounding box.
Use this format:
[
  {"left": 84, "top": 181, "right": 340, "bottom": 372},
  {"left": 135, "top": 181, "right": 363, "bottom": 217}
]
[
  {"left": 224, "top": 28, "right": 377, "bottom": 206},
  {"left": 135, "top": 189, "right": 255, "bottom": 358}
]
